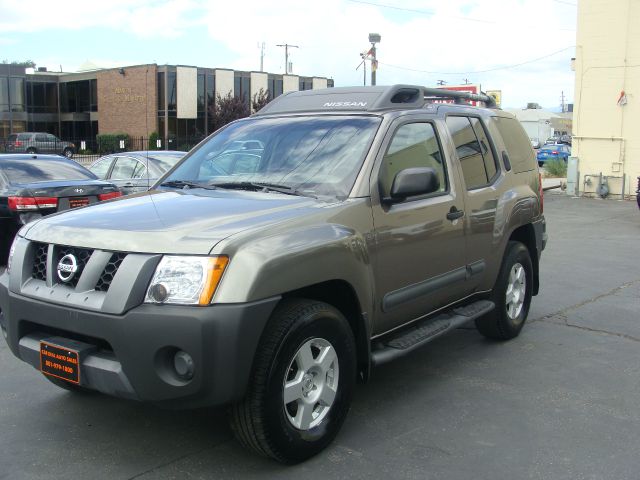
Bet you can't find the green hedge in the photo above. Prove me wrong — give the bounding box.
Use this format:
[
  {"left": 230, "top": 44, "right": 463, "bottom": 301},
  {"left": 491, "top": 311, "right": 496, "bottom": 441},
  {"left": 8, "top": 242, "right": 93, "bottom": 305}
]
[{"left": 97, "top": 133, "right": 130, "bottom": 154}]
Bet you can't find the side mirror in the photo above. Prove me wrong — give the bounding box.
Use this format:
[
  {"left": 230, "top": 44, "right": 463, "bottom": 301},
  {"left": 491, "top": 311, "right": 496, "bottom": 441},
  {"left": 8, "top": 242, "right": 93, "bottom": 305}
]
[{"left": 385, "top": 167, "right": 440, "bottom": 203}]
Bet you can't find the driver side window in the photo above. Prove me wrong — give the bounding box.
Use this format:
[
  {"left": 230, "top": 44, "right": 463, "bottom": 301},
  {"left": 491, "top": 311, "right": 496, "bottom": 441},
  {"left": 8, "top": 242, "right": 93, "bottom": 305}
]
[{"left": 379, "top": 122, "right": 447, "bottom": 199}]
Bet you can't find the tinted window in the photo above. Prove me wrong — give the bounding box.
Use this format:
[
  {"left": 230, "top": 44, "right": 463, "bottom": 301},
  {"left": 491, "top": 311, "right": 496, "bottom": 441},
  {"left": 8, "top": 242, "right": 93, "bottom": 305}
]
[
  {"left": 1, "top": 159, "right": 96, "bottom": 183},
  {"left": 492, "top": 116, "right": 536, "bottom": 173},
  {"left": 469, "top": 117, "right": 498, "bottom": 181},
  {"left": 379, "top": 122, "right": 447, "bottom": 198},
  {"left": 35, "top": 133, "right": 48, "bottom": 142},
  {"left": 446, "top": 116, "right": 488, "bottom": 189},
  {"left": 166, "top": 116, "right": 380, "bottom": 198}
]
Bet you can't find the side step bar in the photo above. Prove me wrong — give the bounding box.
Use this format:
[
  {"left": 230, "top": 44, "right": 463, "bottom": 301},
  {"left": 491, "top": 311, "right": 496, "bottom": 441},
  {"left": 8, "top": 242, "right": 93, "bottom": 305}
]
[{"left": 371, "top": 300, "right": 495, "bottom": 366}]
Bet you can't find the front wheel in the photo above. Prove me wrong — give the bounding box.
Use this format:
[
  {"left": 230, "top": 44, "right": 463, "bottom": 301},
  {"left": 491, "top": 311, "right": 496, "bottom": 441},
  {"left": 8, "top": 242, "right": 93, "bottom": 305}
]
[
  {"left": 63, "top": 148, "right": 74, "bottom": 159},
  {"left": 230, "top": 299, "right": 356, "bottom": 463},
  {"left": 476, "top": 241, "right": 533, "bottom": 340},
  {"left": 26, "top": 147, "right": 37, "bottom": 154}
]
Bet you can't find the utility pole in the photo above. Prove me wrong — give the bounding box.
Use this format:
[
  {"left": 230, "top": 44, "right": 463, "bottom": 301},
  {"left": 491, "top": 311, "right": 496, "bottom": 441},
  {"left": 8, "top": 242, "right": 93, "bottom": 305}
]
[
  {"left": 258, "top": 42, "right": 265, "bottom": 72},
  {"left": 368, "top": 33, "right": 381, "bottom": 86},
  {"left": 463, "top": 78, "right": 470, "bottom": 85},
  {"left": 357, "top": 52, "right": 367, "bottom": 86},
  {"left": 276, "top": 43, "right": 299, "bottom": 74},
  {"left": 560, "top": 90, "right": 566, "bottom": 113},
  {"left": 437, "top": 80, "right": 446, "bottom": 86}
]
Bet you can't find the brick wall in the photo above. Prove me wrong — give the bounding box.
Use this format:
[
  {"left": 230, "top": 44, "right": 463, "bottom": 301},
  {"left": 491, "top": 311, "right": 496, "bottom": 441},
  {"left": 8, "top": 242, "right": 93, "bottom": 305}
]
[{"left": 97, "top": 65, "right": 157, "bottom": 137}]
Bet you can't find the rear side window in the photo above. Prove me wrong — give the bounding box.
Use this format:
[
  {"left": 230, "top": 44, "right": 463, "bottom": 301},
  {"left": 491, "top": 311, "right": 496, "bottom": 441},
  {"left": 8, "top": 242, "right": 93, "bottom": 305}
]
[
  {"left": 446, "top": 116, "right": 497, "bottom": 190},
  {"left": 0, "top": 159, "right": 96, "bottom": 183},
  {"left": 17, "top": 133, "right": 31, "bottom": 140},
  {"left": 492, "top": 116, "right": 536, "bottom": 173}
]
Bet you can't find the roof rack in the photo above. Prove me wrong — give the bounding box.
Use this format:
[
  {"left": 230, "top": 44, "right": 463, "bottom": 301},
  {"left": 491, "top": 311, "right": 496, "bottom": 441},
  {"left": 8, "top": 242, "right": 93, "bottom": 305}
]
[{"left": 253, "top": 84, "right": 497, "bottom": 116}]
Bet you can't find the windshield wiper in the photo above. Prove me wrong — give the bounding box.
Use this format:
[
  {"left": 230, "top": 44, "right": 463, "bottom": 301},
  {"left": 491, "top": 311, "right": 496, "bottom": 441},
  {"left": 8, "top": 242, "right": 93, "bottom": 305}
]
[
  {"left": 210, "top": 181, "right": 317, "bottom": 199},
  {"left": 159, "top": 180, "right": 216, "bottom": 190}
]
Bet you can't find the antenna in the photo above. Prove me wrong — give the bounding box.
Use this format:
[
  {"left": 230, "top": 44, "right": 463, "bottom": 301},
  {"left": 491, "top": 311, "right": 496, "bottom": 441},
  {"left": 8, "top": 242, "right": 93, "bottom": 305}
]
[{"left": 276, "top": 43, "right": 299, "bottom": 74}]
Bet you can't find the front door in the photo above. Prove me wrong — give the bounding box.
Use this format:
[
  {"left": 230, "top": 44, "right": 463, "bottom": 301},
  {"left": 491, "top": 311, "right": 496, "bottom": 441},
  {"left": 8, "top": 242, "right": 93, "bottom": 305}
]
[{"left": 370, "top": 117, "right": 470, "bottom": 335}]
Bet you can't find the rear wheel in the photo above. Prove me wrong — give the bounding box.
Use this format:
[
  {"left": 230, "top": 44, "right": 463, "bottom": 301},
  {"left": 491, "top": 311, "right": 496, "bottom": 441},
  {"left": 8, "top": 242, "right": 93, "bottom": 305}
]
[
  {"left": 63, "top": 147, "right": 74, "bottom": 159},
  {"left": 476, "top": 241, "right": 533, "bottom": 340},
  {"left": 230, "top": 299, "right": 356, "bottom": 463},
  {"left": 26, "top": 147, "right": 37, "bottom": 154}
]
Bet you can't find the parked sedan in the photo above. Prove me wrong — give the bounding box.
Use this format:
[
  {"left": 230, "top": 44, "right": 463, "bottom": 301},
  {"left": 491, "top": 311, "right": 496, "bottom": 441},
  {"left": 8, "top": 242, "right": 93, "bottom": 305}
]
[
  {"left": 537, "top": 144, "right": 571, "bottom": 166},
  {"left": 88, "top": 151, "right": 186, "bottom": 195},
  {"left": 0, "top": 154, "right": 121, "bottom": 264},
  {"left": 5, "top": 132, "right": 76, "bottom": 158}
]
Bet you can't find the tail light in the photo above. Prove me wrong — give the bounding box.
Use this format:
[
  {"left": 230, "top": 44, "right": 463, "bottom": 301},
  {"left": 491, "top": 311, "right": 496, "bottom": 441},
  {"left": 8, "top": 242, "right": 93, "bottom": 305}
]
[
  {"left": 8, "top": 196, "right": 58, "bottom": 211},
  {"left": 538, "top": 172, "right": 544, "bottom": 214},
  {"left": 551, "top": 151, "right": 558, "bottom": 155},
  {"left": 14, "top": 140, "right": 23, "bottom": 147},
  {"left": 98, "top": 191, "right": 122, "bottom": 201}
]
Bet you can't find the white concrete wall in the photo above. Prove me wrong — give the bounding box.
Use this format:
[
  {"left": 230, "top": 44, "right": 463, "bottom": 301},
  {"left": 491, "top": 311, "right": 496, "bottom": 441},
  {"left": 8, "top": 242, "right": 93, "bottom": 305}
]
[
  {"left": 312, "top": 77, "right": 328, "bottom": 90},
  {"left": 283, "top": 75, "right": 299, "bottom": 93},
  {"left": 573, "top": 0, "right": 640, "bottom": 198},
  {"left": 250, "top": 72, "right": 268, "bottom": 111},
  {"left": 215, "top": 69, "right": 234, "bottom": 97},
  {"left": 521, "top": 121, "right": 554, "bottom": 143},
  {"left": 176, "top": 66, "right": 197, "bottom": 119}
]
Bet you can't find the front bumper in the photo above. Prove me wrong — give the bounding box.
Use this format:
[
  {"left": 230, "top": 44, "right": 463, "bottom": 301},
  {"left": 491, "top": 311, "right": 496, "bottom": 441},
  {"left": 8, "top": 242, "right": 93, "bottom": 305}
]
[{"left": 0, "top": 273, "right": 279, "bottom": 409}]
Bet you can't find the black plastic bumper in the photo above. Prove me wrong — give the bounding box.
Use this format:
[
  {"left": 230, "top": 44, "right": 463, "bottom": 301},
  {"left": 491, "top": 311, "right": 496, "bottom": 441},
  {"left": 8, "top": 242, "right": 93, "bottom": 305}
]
[{"left": 0, "top": 275, "right": 280, "bottom": 409}]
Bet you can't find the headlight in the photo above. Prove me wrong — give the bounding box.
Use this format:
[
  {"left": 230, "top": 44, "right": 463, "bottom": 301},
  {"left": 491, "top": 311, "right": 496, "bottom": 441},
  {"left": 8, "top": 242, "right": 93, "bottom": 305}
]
[
  {"left": 6, "top": 237, "right": 18, "bottom": 274},
  {"left": 145, "top": 255, "right": 229, "bottom": 305}
]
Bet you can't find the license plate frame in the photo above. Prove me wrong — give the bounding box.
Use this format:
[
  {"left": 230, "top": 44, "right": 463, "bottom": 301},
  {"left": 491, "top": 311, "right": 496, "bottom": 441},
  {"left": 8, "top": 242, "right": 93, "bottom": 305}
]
[
  {"left": 40, "top": 341, "right": 80, "bottom": 384},
  {"left": 69, "top": 197, "right": 89, "bottom": 209}
]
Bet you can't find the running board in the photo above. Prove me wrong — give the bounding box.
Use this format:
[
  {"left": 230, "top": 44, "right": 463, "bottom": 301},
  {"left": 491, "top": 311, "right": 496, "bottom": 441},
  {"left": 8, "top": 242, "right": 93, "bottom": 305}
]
[{"left": 370, "top": 300, "right": 495, "bottom": 366}]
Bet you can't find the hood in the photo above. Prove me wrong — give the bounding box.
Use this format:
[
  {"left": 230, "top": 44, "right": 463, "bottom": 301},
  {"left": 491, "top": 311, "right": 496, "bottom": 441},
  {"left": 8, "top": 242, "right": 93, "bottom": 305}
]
[{"left": 23, "top": 189, "right": 322, "bottom": 254}]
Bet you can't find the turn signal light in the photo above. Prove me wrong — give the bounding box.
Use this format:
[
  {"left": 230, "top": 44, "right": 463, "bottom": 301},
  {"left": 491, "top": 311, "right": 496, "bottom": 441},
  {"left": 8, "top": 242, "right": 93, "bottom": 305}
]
[
  {"left": 8, "top": 196, "right": 58, "bottom": 211},
  {"left": 98, "top": 191, "right": 122, "bottom": 201}
]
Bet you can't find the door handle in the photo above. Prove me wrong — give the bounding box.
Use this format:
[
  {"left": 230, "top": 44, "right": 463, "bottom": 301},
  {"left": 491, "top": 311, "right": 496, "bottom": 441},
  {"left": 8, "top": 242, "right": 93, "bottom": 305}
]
[{"left": 446, "top": 207, "right": 464, "bottom": 221}]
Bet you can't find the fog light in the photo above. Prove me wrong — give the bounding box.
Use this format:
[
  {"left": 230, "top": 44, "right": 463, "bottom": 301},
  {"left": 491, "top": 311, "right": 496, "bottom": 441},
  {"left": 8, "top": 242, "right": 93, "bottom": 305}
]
[
  {"left": 148, "top": 283, "right": 169, "bottom": 303},
  {"left": 173, "top": 351, "right": 194, "bottom": 380}
]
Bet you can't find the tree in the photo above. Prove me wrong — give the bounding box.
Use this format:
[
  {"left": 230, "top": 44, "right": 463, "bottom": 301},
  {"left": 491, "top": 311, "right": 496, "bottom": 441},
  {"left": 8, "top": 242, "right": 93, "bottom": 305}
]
[
  {"left": 207, "top": 92, "right": 250, "bottom": 132},
  {"left": 252, "top": 88, "right": 270, "bottom": 113},
  {"left": 2, "top": 60, "right": 36, "bottom": 68}
]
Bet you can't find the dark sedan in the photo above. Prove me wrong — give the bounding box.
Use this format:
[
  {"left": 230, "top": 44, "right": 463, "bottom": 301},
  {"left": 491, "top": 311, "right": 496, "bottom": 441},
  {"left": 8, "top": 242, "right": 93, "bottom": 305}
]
[
  {"left": 0, "top": 154, "right": 121, "bottom": 264},
  {"left": 88, "top": 151, "right": 186, "bottom": 195}
]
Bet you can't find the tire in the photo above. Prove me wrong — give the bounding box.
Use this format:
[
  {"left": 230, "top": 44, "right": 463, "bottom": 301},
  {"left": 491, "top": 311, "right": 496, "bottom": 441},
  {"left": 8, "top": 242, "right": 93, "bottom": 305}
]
[
  {"left": 475, "top": 241, "right": 533, "bottom": 340},
  {"left": 26, "top": 147, "right": 37, "bottom": 154},
  {"left": 43, "top": 374, "right": 92, "bottom": 393},
  {"left": 63, "top": 147, "right": 74, "bottom": 159},
  {"left": 230, "top": 298, "right": 356, "bottom": 463}
]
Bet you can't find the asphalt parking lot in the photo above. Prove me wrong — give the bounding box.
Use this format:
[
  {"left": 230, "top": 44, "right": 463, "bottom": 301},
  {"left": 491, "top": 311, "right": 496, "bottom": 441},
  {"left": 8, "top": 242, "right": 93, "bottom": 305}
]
[{"left": 1, "top": 193, "right": 639, "bottom": 479}]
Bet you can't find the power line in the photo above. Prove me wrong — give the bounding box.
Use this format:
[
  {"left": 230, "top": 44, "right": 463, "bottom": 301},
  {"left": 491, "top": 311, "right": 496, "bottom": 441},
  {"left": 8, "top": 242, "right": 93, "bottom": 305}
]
[
  {"left": 345, "top": 0, "right": 576, "bottom": 31},
  {"left": 378, "top": 46, "right": 575, "bottom": 75}
]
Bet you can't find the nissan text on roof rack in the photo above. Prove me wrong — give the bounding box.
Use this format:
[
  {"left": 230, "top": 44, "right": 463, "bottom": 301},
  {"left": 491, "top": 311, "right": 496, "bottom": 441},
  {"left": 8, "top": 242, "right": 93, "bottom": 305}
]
[{"left": 0, "top": 85, "right": 546, "bottom": 463}]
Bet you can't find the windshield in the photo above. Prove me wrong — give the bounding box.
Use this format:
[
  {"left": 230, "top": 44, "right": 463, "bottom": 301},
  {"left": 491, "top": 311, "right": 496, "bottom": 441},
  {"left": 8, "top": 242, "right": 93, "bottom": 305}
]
[{"left": 163, "top": 115, "right": 381, "bottom": 198}]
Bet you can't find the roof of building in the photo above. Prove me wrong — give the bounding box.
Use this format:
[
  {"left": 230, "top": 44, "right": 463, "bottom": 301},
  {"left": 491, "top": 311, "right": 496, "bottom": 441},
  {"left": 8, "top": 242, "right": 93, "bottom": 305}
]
[{"left": 504, "top": 108, "right": 561, "bottom": 122}]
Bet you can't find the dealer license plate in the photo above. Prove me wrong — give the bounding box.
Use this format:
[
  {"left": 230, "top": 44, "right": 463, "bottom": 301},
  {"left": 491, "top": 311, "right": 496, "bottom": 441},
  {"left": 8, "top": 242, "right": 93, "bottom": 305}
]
[
  {"left": 69, "top": 197, "right": 89, "bottom": 208},
  {"left": 40, "top": 342, "right": 80, "bottom": 384}
]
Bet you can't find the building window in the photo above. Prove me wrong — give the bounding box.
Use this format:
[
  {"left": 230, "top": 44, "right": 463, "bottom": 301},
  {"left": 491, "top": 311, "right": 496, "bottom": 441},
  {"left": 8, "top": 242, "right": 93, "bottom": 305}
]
[
  {"left": 327, "top": 79, "right": 334, "bottom": 88},
  {"left": 157, "top": 72, "right": 165, "bottom": 111},
  {"left": 299, "top": 78, "right": 313, "bottom": 91},
  {"left": 90, "top": 79, "right": 97, "bottom": 112},
  {"left": 0, "top": 77, "right": 10, "bottom": 112},
  {"left": 234, "top": 72, "right": 250, "bottom": 106},
  {"left": 197, "top": 73, "right": 205, "bottom": 112},
  {"left": 167, "top": 71, "right": 176, "bottom": 111},
  {"left": 9, "top": 77, "right": 25, "bottom": 112},
  {"left": 267, "top": 75, "right": 283, "bottom": 100}
]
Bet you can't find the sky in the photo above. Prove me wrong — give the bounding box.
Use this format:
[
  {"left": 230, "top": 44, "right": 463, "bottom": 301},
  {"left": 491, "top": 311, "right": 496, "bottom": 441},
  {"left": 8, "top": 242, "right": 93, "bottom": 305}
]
[{"left": 0, "top": 0, "right": 577, "bottom": 109}]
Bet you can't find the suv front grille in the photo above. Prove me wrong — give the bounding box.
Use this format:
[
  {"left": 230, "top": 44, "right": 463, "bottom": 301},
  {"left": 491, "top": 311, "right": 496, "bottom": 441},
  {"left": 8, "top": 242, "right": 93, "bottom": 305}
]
[
  {"left": 30, "top": 242, "right": 127, "bottom": 293},
  {"left": 55, "top": 246, "right": 92, "bottom": 288},
  {"left": 32, "top": 243, "right": 48, "bottom": 281},
  {"left": 95, "top": 253, "right": 127, "bottom": 292}
]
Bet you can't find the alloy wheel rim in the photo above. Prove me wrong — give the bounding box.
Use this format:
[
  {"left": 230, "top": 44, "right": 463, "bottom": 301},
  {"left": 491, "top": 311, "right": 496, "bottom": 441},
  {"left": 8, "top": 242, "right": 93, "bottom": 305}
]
[
  {"left": 505, "top": 262, "right": 526, "bottom": 320},
  {"left": 283, "top": 337, "right": 339, "bottom": 431}
]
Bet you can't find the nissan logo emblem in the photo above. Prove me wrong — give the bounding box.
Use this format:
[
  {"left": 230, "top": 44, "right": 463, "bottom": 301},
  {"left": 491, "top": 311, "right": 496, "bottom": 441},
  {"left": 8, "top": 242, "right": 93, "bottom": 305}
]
[{"left": 57, "top": 254, "right": 78, "bottom": 283}]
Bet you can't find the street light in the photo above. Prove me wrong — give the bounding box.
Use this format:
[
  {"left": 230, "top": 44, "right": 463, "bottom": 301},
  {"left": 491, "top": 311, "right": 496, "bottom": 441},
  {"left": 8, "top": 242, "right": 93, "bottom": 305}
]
[{"left": 368, "top": 33, "right": 381, "bottom": 86}]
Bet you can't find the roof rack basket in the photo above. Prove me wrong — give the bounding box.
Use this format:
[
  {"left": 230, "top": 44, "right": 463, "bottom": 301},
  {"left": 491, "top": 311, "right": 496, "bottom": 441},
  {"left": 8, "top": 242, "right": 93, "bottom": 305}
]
[{"left": 421, "top": 87, "right": 497, "bottom": 108}]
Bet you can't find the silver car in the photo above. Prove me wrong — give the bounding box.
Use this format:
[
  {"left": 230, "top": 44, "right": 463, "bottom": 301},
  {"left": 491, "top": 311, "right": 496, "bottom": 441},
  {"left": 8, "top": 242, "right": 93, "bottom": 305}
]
[{"left": 5, "top": 132, "right": 76, "bottom": 158}]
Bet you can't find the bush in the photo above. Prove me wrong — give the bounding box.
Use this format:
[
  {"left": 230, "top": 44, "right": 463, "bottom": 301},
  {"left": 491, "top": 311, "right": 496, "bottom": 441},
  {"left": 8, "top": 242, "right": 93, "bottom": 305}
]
[
  {"left": 148, "top": 132, "right": 160, "bottom": 150},
  {"left": 207, "top": 92, "right": 250, "bottom": 132},
  {"left": 97, "top": 133, "right": 130, "bottom": 154},
  {"left": 544, "top": 159, "right": 567, "bottom": 177}
]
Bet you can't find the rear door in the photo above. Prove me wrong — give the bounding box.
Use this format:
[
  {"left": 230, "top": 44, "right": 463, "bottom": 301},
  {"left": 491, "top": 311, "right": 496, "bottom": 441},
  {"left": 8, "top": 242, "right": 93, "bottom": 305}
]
[
  {"left": 444, "top": 114, "right": 502, "bottom": 293},
  {"left": 109, "top": 156, "right": 143, "bottom": 195},
  {"left": 34, "top": 133, "right": 49, "bottom": 153},
  {"left": 370, "top": 116, "right": 470, "bottom": 334}
]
